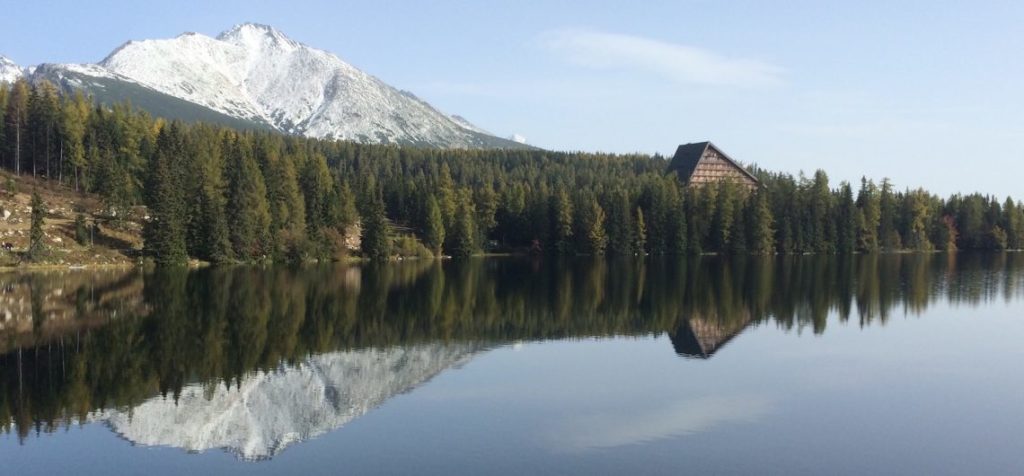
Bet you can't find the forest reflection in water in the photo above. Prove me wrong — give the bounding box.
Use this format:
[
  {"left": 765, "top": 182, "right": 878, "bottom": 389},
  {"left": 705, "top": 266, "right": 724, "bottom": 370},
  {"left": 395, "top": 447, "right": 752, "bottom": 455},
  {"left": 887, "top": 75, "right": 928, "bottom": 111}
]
[{"left": 1, "top": 253, "right": 1023, "bottom": 446}]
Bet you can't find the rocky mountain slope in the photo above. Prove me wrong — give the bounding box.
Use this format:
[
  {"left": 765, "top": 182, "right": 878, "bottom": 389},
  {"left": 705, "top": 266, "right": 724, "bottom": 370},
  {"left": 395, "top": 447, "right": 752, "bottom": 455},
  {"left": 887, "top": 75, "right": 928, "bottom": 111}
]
[{"left": 9, "top": 24, "right": 526, "bottom": 149}]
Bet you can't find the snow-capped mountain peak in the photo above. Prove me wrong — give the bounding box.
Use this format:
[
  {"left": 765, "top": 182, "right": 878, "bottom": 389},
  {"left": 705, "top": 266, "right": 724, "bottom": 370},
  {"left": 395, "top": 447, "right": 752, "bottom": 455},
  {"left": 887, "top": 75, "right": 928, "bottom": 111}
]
[
  {"left": 0, "top": 55, "right": 25, "bottom": 84},
  {"left": 20, "top": 23, "right": 526, "bottom": 149},
  {"left": 218, "top": 22, "right": 299, "bottom": 49},
  {"left": 66, "top": 24, "right": 523, "bottom": 148}
]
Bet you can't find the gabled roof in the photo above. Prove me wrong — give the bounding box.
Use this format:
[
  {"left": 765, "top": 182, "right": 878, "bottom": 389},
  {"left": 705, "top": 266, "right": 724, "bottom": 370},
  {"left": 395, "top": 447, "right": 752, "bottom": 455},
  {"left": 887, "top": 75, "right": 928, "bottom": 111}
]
[
  {"left": 667, "top": 141, "right": 760, "bottom": 184},
  {"left": 668, "top": 318, "right": 749, "bottom": 359}
]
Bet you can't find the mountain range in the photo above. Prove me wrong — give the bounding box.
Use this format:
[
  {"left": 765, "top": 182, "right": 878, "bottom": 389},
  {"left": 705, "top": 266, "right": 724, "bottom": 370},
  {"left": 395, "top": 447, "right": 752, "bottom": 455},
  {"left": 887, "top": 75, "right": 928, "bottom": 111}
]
[
  {"left": 0, "top": 23, "right": 527, "bottom": 149},
  {"left": 90, "top": 343, "right": 488, "bottom": 460}
]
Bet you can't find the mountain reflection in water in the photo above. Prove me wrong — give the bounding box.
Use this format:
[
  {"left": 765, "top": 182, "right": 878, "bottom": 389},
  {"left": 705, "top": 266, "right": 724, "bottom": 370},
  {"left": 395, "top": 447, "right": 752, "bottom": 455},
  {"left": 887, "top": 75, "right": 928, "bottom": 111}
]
[{"left": 1, "top": 253, "right": 1022, "bottom": 459}]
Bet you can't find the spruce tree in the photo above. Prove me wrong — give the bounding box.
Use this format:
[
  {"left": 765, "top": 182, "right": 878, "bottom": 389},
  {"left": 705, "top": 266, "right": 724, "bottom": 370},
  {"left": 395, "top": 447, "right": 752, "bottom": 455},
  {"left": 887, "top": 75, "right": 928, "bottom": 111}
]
[
  {"left": 670, "top": 188, "right": 688, "bottom": 255},
  {"left": 143, "top": 125, "right": 187, "bottom": 265},
  {"left": 606, "top": 189, "right": 634, "bottom": 255},
  {"left": 905, "top": 189, "right": 933, "bottom": 251},
  {"left": 576, "top": 196, "right": 608, "bottom": 255},
  {"left": 856, "top": 178, "right": 881, "bottom": 252},
  {"left": 74, "top": 213, "right": 90, "bottom": 246},
  {"left": 265, "top": 151, "right": 306, "bottom": 232},
  {"left": 360, "top": 190, "right": 391, "bottom": 260},
  {"left": 335, "top": 180, "right": 359, "bottom": 229},
  {"left": 436, "top": 162, "right": 457, "bottom": 230},
  {"left": 0, "top": 84, "right": 7, "bottom": 162},
  {"left": 750, "top": 190, "right": 775, "bottom": 255},
  {"left": 424, "top": 195, "right": 445, "bottom": 256},
  {"left": 450, "top": 190, "right": 479, "bottom": 257},
  {"left": 553, "top": 189, "right": 574, "bottom": 254},
  {"left": 27, "top": 191, "right": 45, "bottom": 261},
  {"left": 29, "top": 81, "right": 60, "bottom": 179},
  {"left": 728, "top": 196, "right": 747, "bottom": 254},
  {"left": 879, "top": 179, "right": 901, "bottom": 249},
  {"left": 711, "top": 181, "right": 736, "bottom": 252},
  {"left": 300, "top": 153, "right": 333, "bottom": 232},
  {"left": 193, "top": 136, "right": 232, "bottom": 263},
  {"left": 633, "top": 206, "right": 647, "bottom": 255},
  {"left": 4, "top": 79, "right": 29, "bottom": 175},
  {"left": 836, "top": 182, "right": 856, "bottom": 254},
  {"left": 475, "top": 184, "right": 498, "bottom": 245},
  {"left": 1003, "top": 197, "right": 1023, "bottom": 250},
  {"left": 225, "top": 135, "right": 272, "bottom": 260}
]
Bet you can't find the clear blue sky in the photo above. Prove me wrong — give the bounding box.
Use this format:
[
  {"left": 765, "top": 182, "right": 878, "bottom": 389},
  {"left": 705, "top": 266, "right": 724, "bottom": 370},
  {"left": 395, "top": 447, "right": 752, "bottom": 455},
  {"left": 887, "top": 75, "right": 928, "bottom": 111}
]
[{"left": 2, "top": 0, "right": 1022, "bottom": 197}]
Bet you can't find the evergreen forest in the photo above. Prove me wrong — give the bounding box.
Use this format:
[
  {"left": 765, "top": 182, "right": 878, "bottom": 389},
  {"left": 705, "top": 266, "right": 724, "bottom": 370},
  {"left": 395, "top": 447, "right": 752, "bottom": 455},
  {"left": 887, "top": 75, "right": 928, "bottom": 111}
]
[{"left": 1, "top": 78, "right": 1021, "bottom": 264}]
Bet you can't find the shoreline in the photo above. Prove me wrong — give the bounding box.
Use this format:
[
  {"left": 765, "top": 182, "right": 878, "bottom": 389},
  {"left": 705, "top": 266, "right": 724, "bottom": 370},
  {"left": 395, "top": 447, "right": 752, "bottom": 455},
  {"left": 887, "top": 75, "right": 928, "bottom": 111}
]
[{"left": 2, "top": 249, "right": 1022, "bottom": 273}]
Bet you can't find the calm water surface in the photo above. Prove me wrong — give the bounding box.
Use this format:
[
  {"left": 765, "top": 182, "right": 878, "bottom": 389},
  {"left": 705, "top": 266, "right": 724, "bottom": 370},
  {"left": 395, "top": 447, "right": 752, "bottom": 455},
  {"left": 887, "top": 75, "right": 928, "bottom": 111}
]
[{"left": 1, "top": 255, "right": 1023, "bottom": 475}]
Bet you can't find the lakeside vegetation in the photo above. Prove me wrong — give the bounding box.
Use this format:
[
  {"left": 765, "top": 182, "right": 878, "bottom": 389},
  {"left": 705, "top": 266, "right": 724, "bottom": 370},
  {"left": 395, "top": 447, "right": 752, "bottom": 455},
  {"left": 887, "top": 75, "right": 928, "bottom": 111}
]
[{"left": 1, "top": 78, "right": 1022, "bottom": 264}]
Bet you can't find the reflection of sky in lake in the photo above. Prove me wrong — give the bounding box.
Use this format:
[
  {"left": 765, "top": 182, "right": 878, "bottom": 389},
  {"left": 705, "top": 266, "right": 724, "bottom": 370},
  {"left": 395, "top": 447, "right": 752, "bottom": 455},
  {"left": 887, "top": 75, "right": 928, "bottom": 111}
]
[
  {"left": 5, "top": 300, "right": 1024, "bottom": 475},
  {"left": 3, "top": 255, "right": 1024, "bottom": 475},
  {"left": 550, "top": 395, "right": 774, "bottom": 451}
]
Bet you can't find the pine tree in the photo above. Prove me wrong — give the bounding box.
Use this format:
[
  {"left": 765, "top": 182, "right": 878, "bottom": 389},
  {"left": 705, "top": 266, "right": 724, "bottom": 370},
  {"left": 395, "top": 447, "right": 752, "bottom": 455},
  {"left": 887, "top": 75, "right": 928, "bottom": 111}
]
[{"left": 424, "top": 195, "right": 445, "bottom": 256}]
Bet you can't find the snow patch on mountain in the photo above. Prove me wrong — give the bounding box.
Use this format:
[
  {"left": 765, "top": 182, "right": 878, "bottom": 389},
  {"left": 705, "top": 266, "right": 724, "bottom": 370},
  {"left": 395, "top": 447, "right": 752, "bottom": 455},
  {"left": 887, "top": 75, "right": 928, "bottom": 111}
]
[
  {"left": 0, "top": 56, "right": 24, "bottom": 84},
  {"left": 99, "top": 32, "right": 269, "bottom": 123},
  {"left": 91, "top": 343, "right": 487, "bottom": 460},
  {"left": 510, "top": 134, "right": 528, "bottom": 144}
]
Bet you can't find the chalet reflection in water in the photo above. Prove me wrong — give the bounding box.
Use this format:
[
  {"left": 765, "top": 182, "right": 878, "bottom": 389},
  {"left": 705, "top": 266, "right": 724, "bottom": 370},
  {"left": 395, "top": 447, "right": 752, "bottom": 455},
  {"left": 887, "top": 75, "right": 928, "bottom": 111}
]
[{"left": 1, "top": 254, "right": 1023, "bottom": 458}]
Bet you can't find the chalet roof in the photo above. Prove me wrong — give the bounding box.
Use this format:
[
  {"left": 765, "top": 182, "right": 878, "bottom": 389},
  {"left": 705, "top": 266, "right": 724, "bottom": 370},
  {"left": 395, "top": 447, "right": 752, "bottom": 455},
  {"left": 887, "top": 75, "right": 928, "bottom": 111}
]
[
  {"left": 667, "top": 141, "right": 759, "bottom": 185},
  {"left": 668, "top": 319, "right": 748, "bottom": 359}
]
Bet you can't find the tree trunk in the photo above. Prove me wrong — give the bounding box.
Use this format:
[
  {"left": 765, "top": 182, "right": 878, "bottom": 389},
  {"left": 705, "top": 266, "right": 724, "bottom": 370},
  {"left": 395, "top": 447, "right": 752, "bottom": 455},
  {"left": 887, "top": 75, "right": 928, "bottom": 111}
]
[{"left": 15, "top": 117, "right": 20, "bottom": 176}]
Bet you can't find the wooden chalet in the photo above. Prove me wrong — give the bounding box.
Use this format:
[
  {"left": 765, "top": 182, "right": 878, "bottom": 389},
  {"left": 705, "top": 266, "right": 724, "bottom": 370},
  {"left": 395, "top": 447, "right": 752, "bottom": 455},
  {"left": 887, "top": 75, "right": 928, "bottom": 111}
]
[{"left": 667, "top": 141, "right": 759, "bottom": 189}]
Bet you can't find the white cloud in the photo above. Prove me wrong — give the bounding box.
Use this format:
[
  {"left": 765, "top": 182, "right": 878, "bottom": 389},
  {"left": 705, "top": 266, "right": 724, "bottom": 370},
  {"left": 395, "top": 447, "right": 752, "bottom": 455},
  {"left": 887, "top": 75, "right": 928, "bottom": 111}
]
[
  {"left": 549, "top": 395, "right": 773, "bottom": 451},
  {"left": 543, "top": 29, "right": 784, "bottom": 87}
]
